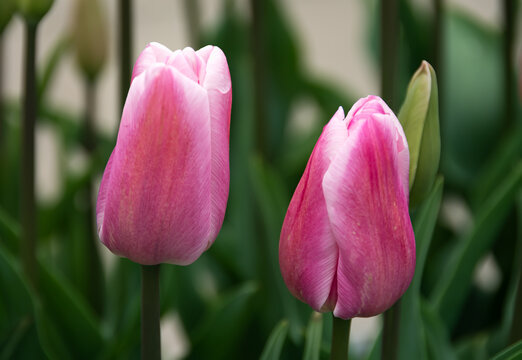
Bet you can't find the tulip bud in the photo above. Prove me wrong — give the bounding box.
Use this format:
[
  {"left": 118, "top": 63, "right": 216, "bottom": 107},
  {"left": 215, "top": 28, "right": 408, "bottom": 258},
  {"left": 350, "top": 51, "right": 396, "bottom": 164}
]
[
  {"left": 0, "top": 0, "right": 16, "bottom": 33},
  {"left": 96, "top": 43, "right": 232, "bottom": 265},
  {"left": 17, "top": 0, "right": 53, "bottom": 24},
  {"left": 72, "top": 0, "right": 108, "bottom": 81},
  {"left": 279, "top": 96, "right": 415, "bottom": 320},
  {"left": 398, "top": 60, "right": 440, "bottom": 207}
]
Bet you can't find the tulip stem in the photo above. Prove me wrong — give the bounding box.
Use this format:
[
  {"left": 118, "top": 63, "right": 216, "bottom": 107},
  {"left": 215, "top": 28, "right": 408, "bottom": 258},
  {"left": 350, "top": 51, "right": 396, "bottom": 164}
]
[
  {"left": 183, "top": 0, "right": 201, "bottom": 47},
  {"left": 433, "top": 0, "right": 443, "bottom": 113},
  {"left": 0, "top": 34, "right": 4, "bottom": 146},
  {"left": 382, "top": 301, "right": 401, "bottom": 360},
  {"left": 21, "top": 20, "right": 38, "bottom": 290},
  {"left": 380, "top": 0, "right": 399, "bottom": 109},
  {"left": 250, "top": 0, "right": 268, "bottom": 157},
  {"left": 502, "top": 0, "right": 516, "bottom": 131},
  {"left": 141, "top": 264, "right": 161, "bottom": 360},
  {"left": 330, "top": 316, "right": 351, "bottom": 360},
  {"left": 119, "top": 0, "right": 133, "bottom": 113},
  {"left": 84, "top": 79, "right": 104, "bottom": 316}
]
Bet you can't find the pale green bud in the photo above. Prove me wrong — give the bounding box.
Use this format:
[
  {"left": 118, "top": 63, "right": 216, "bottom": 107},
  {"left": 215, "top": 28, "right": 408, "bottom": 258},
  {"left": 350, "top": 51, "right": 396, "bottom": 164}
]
[
  {"left": 399, "top": 60, "right": 441, "bottom": 207},
  {"left": 72, "top": 0, "right": 108, "bottom": 81}
]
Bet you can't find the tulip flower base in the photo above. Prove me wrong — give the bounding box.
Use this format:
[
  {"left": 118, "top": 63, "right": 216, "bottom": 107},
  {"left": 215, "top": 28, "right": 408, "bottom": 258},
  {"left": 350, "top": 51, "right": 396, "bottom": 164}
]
[
  {"left": 330, "top": 317, "right": 351, "bottom": 360},
  {"left": 141, "top": 264, "right": 161, "bottom": 360}
]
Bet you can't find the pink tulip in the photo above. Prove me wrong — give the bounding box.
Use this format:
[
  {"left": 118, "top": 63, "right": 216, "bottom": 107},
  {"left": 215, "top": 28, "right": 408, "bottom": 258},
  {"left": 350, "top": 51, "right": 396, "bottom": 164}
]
[
  {"left": 279, "top": 96, "right": 415, "bottom": 319},
  {"left": 96, "top": 42, "right": 232, "bottom": 265}
]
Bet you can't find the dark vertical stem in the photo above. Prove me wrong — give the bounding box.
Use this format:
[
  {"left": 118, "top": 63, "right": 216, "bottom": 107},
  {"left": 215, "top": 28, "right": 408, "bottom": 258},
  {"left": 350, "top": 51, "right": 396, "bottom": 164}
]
[
  {"left": 184, "top": 0, "right": 200, "bottom": 47},
  {"left": 433, "top": 0, "right": 443, "bottom": 112},
  {"left": 502, "top": 0, "right": 516, "bottom": 131},
  {"left": 0, "top": 34, "right": 4, "bottom": 145},
  {"left": 330, "top": 317, "right": 351, "bottom": 360},
  {"left": 119, "top": 0, "right": 133, "bottom": 112},
  {"left": 83, "top": 79, "right": 104, "bottom": 316},
  {"left": 250, "top": 0, "right": 267, "bottom": 156},
  {"left": 380, "top": 0, "right": 399, "bottom": 109},
  {"left": 21, "top": 21, "right": 38, "bottom": 289},
  {"left": 141, "top": 264, "right": 161, "bottom": 360},
  {"left": 382, "top": 301, "right": 401, "bottom": 360},
  {"left": 380, "top": 0, "right": 400, "bottom": 356}
]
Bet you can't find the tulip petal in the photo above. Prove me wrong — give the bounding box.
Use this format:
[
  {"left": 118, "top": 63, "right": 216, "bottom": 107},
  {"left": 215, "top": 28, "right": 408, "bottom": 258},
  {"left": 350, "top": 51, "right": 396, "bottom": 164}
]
[
  {"left": 323, "top": 114, "right": 415, "bottom": 319},
  {"left": 347, "top": 96, "right": 410, "bottom": 197},
  {"left": 98, "top": 64, "right": 213, "bottom": 265},
  {"left": 131, "top": 42, "right": 173, "bottom": 82},
  {"left": 201, "top": 46, "right": 232, "bottom": 242},
  {"left": 279, "top": 108, "right": 348, "bottom": 312}
]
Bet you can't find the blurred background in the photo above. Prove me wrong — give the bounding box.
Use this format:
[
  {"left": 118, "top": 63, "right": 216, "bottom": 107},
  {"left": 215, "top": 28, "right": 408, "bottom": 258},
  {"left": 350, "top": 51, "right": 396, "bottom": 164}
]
[{"left": 0, "top": 0, "right": 521, "bottom": 359}]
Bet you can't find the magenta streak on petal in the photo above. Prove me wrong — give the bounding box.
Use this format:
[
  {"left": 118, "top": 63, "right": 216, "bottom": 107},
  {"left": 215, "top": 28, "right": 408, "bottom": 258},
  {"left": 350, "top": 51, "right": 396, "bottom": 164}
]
[
  {"left": 323, "top": 114, "right": 415, "bottom": 319},
  {"left": 98, "top": 64, "right": 213, "bottom": 265},
  {"left": 279, "top": 108, "right": 348, "bottom": 312}
]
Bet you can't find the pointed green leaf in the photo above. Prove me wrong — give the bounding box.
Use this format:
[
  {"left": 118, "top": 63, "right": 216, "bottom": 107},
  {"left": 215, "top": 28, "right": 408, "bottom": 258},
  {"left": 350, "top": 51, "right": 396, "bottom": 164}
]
[
  {"left": 260, "top": 320, "right": 289, "bottom": 360},
  {"left": 303, "top": 312, "right": 323, "bottom": 360},
  {"left": 431, "top": 162, "right": 522, "bottom": 328},
  {"left": 398, "top": 177, "right": 444, "bottom": 360},
  {"left": 490, "top": 340, "right": 522, "bottom": 360},
  {"left": 398, "top": 61, "right": 440, "bottom": 207}
]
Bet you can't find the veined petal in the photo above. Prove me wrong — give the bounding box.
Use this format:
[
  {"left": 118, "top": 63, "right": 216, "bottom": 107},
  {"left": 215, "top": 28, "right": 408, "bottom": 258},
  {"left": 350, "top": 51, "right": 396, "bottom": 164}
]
[
  {"left": 200, "top": 46, "right": 232, "bottom": 243},
  {"left": 346, "top": 96, "right": 409, "bottom": 196},
  {"left": 323, "top": 114, "right": 415, "bottom": 319},
  {"left": 98, "top": 64, "right": 212, "bottom": 265},
  {"left": 279, "top": 110, "right": 349, "bottom": 312}
]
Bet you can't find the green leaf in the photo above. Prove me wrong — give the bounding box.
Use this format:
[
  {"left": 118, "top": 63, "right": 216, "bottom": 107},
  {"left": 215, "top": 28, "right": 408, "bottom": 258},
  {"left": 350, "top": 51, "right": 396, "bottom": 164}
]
[
  {"left": 472, "top": 126, "right": 522, "bottom": 208},
  {"left": 249, "top": 155, "right": 307, "bottom": 342},
  {"left": 441, "top": 11, "right": 504, "bottom": 188},
  {"left": 38, "top": 262, "right": 105, "bottom": 358},
  {"left": 398, "top": 62, "right": 440, "bottom": 207},
  {"left": 260, "top": 320, "right": 289, "bottom": 360},
  {"left": 490, "top": 340, "right": 522, "bottom": 360},
  {"left": 188, "top": 282, "right": 258, "bottom": 360},
  {"left": 431, "top": 162, "right": 522, "bottom": 329},
  {"left": 303, "top": 312, "right": 323, "bottom": 360},
  {"left": 0, "top": 246, "right": 45, "bottom": 359},
  {"left": 421, "top": 300, "right": 457, "bottom": 360},
  {"left": 488, "top": 192, "right": 522, "bottom": 354},
  {"left": 398, "top": 177, "right": 444, "bottom": 360}
]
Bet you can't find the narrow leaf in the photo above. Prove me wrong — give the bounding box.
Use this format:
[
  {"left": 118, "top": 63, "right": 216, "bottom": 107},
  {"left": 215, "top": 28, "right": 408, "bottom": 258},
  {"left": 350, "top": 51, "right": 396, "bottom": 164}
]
[
  {"left": 303, "top": 312, "right": 323, "bottom": 360},
  {"left": 260, "top": 320, "right": 289, "bottom": 360}
]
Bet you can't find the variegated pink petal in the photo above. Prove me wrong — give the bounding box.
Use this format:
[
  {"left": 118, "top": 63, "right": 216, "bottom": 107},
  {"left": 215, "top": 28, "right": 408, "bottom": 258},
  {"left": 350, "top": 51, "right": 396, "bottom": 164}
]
[
  {"left": 279, "top": 108, "right": 348, "bottom": 311},
  {"left": 97, "top": 64, "right": 213, "bottom": 265},
  {"left": 323, "top": 112, "right": 415, "bottom": 319}
]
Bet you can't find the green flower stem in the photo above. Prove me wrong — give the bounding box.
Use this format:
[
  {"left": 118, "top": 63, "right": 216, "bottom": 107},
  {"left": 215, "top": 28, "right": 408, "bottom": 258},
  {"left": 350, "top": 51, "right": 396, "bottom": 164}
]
[
  {"left": 84, "top": 79, "right": 104, "bottom": 316},
  {"left": 141, "top": 264, "right": 161, "bottom": 360},
  {"left": 382, "top": 301, "right": 401, "bottom": 360},
  {"left": 380, "top": 0, "right": 399, "bottom": 109},
  {"left": 330, "top": 316, "right": 351, "bottom": 360},
  {"left": 250, "top": 0, "right": 268, "bottom": 157},
  {"left": 183, "top": 0, "right": 200, "bottom": 47},
  {"left": 0, "top": 34, "right": 4, "bottom": 145},
  {"left": 21, "top": 20, "right": 38, "bottom": 289},
  {"left": 502, "top": 0, "right": 516, "bottom": 131},
  {"left": 433, "top": 0, "right": 443, "bottom": 112},
  {"left": 119, "top": 0, "right": 133, "bottom": 113}
]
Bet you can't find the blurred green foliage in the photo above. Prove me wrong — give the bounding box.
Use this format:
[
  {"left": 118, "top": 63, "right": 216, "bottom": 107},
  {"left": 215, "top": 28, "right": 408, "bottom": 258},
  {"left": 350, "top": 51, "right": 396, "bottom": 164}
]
[{"left": 1, "top": 0, "right": 521, "bottom": 359}]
